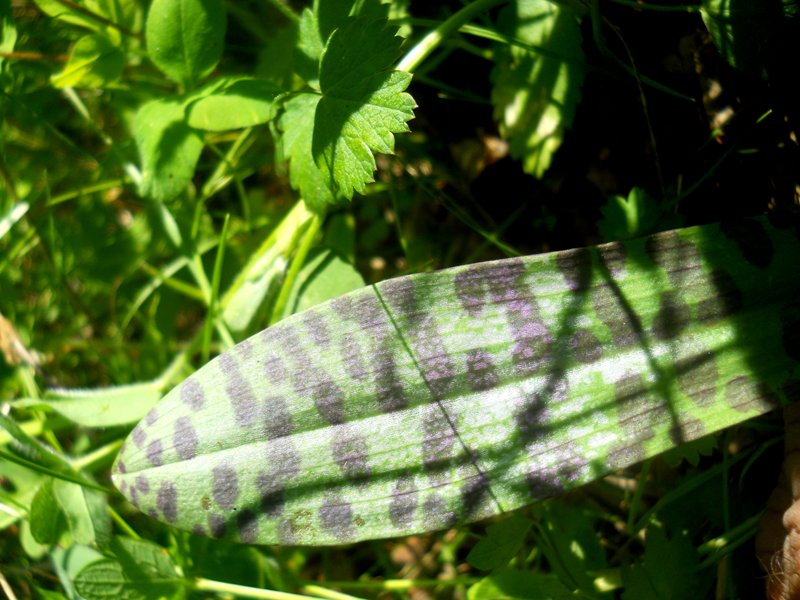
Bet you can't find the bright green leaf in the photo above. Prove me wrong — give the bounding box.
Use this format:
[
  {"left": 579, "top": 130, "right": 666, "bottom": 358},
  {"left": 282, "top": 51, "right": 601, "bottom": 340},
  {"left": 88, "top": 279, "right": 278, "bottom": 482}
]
[
  {"left": 279, "top": 92, "right": 337, "bottom": 211},
  {"left": 74, "top": 537, "right": 181, "bottom": 600},
  {"left": 312, "top": 17, "right": 415, "bottom": 198},
  {"left": 51, "top": 544, "right": 105, "bottom": 600},
  {"left": 0, "top": 460, "right": 44, "bottom": 530},
  {"left": 30, "top": 479, "right": 64, "bottom": 544},
  {"left": 186, "top": 77, "right": 282, "bottom": 131},
  {"left": 52, "top": 480, "right": 111, "bottom": 547},
  {"left": 134, "top": 98, "right": 204, "bottom": 202},
  {"left": 13, "top": 382, "right": 162, "bottom": 427},
  {"left": 50, "top": 34, "right": 124, "bottom": 88},
  {"left": 491, "top": 0, "right": 585, "bottom": 178},
  {"left": 467, "top": 515, "right": 533, "bottom": 571},
  {"left": 468, "top": 569, "right": 573, "bottom": 600},
  {"left": 283, "top": 248, "right": 365, "bottom": 318},
  {"left": 145, "top": 0, "right": 226, "bottom": 88}
]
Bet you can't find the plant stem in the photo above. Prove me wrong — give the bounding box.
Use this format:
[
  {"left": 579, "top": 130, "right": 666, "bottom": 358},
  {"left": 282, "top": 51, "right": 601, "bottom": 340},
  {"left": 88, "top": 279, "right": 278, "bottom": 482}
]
[
  {"left": 191, "top": 578, "right": 330, "bottom": 600},
  {"left": 397, "top": 0, "right": 509, "bottom": 73},
  {"left": 268, "top": 209, "right": 322, "bottom": 324}
]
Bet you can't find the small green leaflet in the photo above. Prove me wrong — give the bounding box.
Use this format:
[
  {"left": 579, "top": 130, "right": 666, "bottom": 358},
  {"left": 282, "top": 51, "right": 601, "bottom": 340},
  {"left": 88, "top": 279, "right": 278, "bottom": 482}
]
[
  {"left": 145, "top": 0, "right": 226, "bottom": 89},
  {"left": 134, "top": 99, "right": 204, "bottom": 202},
  {"left": 50, "top": 34, "right": 124, "bottom": 89},
  {"left": 491, "top": 0, "right": 585, "bottom": 179},
  {"left": 279, "top": 16, "right": 415, "bottom": 211}
]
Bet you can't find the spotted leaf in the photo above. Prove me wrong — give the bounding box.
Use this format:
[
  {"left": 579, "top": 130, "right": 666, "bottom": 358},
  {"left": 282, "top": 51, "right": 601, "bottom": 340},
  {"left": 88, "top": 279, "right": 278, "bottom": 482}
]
[{"left": 113, "top": 216, "right": 800, "bottom": 545}]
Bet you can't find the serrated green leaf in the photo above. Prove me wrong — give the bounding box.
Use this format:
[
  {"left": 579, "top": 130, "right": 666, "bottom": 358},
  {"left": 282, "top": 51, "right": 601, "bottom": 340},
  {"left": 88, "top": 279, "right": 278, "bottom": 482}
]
[
  {"left": 701, "top": 1, "right": 786, "bottom": 78},
  {"left": 30, "top": 479, "right": 64, "bottom": 544},
  {"left": 491, "top": 0, "right": 585, "bottom": 178},
  {"left": 51, "top": 34, "right": 124, "bottom": 89},
  {"left": 312, "top": 17, "right": 415, "bottom": 198},
  {"left": 134, "top": 99, "right": 204, "bottom": 202},
  {"left": 295, "top": 1, "right": 391, "bottom": 87},
  {"left": 186, "top": 77, "right": 282, "bottom": 131},
  {"left": 598, "top": 187, "right": 683, "bottom": 242},
  {"left": 279, "top": 92, "right": 337, "bottom": 211},
  {"left": 145, "top": 0, "right": 226, "bottom": 88},
  {"left": 13, "top": 382, "right": 162, "bottom": 427},
  {"left": 52, "top": 480, "right": 111, "bottom": 547},
  {"left": 621, "top": 525, "right": 710, "bottom": 599},
  {"left": 468, "top": 569, "right": 573, "bottom": 600},
  {"left": 74, "top": 537, "right": 181, "bottom": 600},
  {"left": 467, "top": 515, "right": 533, "bottom": 571}
]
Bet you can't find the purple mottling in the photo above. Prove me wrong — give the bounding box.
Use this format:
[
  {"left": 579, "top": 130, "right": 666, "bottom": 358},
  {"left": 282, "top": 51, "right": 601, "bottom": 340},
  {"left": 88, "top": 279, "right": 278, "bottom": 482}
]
[
  {"left": 262, "top": 395, "right": 293, "bottom": 439},
  {"left": 219, "top": 353, "right": 258, "bottom": 427},
  {"left": 181, "top": 378, "right": 206, "bottom": 411},
  {"left": 237, "top": 509, "right": 259, "bottom": 543},
  {"left": 389, "top": 477, "right": 417, "bottom": 528},
  {"left": 318, "top": 494, "right": 355, "bottom": 541},
  {"left": 465, "top": 349, "right": 499, "bottom": 391},
  {"left": 454, "top": 268, "right": 489, "bottom": 316},
  {"left": 131, "top": 425, "right": 146, "bottom": 448},
  {"left": 422, "top": 494, "right": 456, "bottom": 530},
  {"left": 173, "top": 416, "right": 198, "bottom": 460},
  {"left": 212, "top": 463, "right": 239, "bottom": 510},
  {"left": 156, "top": 481, "right": 177, "bottom": 522},
  {"left": 263, "top": 353, "right": 287, "bottom": 384},
  {"left": 146, "top": 439, "right": 163, "bottom": 467},
  {"left": 208, "top": 514, "right": 226, "bottom": 538},
  {"left": 303, "top": 311, "right": 331, "bottom": 347},
  {"left": 135, "top": 474, "right": 150, "bottom": 494},
  {"left": 145, "top": 408, "right": 158, "bottom": 426},
  {"left": 332, "top": 425, "right": 371, "bottom": 482}
]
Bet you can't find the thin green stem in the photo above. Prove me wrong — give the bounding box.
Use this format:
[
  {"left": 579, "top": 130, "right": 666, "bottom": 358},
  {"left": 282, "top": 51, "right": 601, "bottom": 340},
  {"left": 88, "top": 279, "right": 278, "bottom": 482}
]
[
  {"left": 607, "top": 0, "right": 702, "bottom": 12},
  {"left": 108, "top": 506, "right": 141, "bottom": 540},
  {"left": 397, "top": 0, "right": 510, "bottom": 73},
  {"left": 268, "top": 210, "right": 322, "bottom": 324},
  {"left": 202, "top": 214, "right": 231, "bottom": 362},
  {"left": 191, "top": 578, "right": 328, "bottom": 600}
]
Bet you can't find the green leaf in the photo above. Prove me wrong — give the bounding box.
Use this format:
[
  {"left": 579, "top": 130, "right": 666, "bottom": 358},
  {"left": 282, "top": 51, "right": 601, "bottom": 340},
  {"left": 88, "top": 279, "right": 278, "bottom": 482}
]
[
  {"left": 283, "top": 248, "right": 365, "bottom": 318},
  {"left": 221, "top": 201, "right": 317, "bottom": 336},
  {"left": 621, "top": 525, "right": 710, "bottom": 599},
  {"left": 50, "top": 34, "right": 124, "bottom": 89},
  {"left": 491, "top": 0, "right": 585, "bottom": 178},
  {"left": 0, "top": 0, "right": 17, "bottom": 73},
  {"left": 294, "top": 0, "right": 391, "bottom": 87},
  {"left": 52, "top": 480, "right": 111, "bottom": 547},
  {"left": 32, "top": 0, "right": 135, "bottom": 43},
  {"left": 701, "top": 1, "right": 787, "bottom": 78},
  {"left": 74, "top": 537, "right": 181, "bottom": 600},
  {"left": 280, "top": 15, "right": 414, "bottom": 211},
  {"left": 467, "top": 515, "right": 533, "bottom": 571},
  {"left": 186, "top": 77, "right": 282, "bottom": 131},
  {"left": 134, "top": 99, "right": 204, "bottom": 202},
  {"left": 0, "top": 460, "right": 44, "bottom": 530},
  {"left": 468, "top": 569, "right": 573, "bottom": 600},
  {"left": 279, "top": 92, "right": 336, "bottom": 211},
  {"left": 51, "top": 544, "right": 106, "bottom": 600},
  {"left": 535, "top": 502, "right": 608, "bottom": 591},
  {"left": 598, "top": 187, "right": 683, "bottom": 242},
  {"left": 30, "top": 479, "right": 64, "bottom": 544},
  {"left": 145, "top": 0, "right": 226, "bottom": 88},
  {"left": 312, "top": 17, "right": 415, "bottom": 198},
  {"left": 13, "top": 382, "right": 162, "bottom": 427}
]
